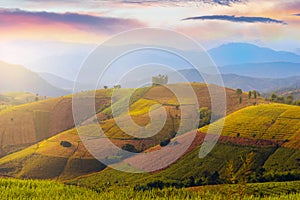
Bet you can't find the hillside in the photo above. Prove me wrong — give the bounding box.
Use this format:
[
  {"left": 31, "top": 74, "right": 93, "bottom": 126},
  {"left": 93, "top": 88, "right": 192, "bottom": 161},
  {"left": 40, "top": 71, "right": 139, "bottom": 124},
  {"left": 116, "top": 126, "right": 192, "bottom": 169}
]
[
  {"left": 0, "top": 84, "right": 253, "bottom": 155},
  {"left": 0, "top": 61, "right": 67, "bottom": 96},
  {"left": 0, "top": 83, "right": 256, "bottom": 179},
  {"left": 0, "top": 90, "right": 110, "bottom": 157},
  {"left": 1, "top": 88, "right": 300, "bottom": 192},
  {"left": 69, "top": 143, "right": 300, "bottom": 190},
  {"left": 65, "top": 104, "right": 300, "bottom": 189},
  {"left": 67, "top": 144, "right": 300, "bottom": 190},
  {"left": 0, "top": 128, "right": 104, "bottom": 180},
  {"left": 200, "top": 103, "right": 300, "bottom": 149}
]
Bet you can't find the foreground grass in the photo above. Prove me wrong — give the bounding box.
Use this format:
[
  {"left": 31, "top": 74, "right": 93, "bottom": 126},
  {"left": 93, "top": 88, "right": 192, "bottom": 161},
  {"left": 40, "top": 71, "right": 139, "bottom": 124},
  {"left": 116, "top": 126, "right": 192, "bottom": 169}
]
[{"left": 0, "top": 178, "right": 300, "bottom": 200}]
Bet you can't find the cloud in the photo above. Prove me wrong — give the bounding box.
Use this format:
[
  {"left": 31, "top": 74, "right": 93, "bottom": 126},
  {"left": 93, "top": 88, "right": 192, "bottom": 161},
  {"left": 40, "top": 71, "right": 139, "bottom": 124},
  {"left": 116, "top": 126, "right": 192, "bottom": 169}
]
[
  {"left": 210, "top": 0, "right": 244, "bottom": 5},
  {"left": 0, "top": 8, "right": 143, "bottom": 33},
  {"left": 120, "top": 0, "right": 245, "bottom": 6},
  {"left": 2, "top": 0, "right": 246, "bottom": 9},
  {"left": 293, "top": 14, "right": 300, "bottom": 16},
  {"left": 182, "top": 15, "right": 287, "bottom": 25},
  {"left": 281, "top": 1, "right": 300, "bottom": 11}
]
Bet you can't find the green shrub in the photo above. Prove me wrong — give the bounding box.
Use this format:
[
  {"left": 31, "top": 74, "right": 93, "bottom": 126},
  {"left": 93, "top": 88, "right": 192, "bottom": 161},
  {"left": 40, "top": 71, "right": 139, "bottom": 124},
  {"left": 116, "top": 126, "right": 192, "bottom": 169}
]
[
  {"left": 160, "top": 139, "right": 171, "bottom": 147},
  {"left": 121, "top": 144, "right": 138, "bottom": 153}
]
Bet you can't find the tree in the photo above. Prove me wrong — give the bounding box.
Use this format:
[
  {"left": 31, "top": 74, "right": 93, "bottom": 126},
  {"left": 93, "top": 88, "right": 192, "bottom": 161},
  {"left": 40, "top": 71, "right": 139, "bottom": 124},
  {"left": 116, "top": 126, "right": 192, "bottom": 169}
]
[
  {"left": 160, "top": 139, "right": 170, "bottom": 147},
  {"left": 183, "top": 176, "right": 195, "bottom": 187},
  {"left": 252, "top": 90, "right": 257, "bottom": 99},
  {"left": 270, "top": 93, "right": 277, "bottom": 102},
  {"left": 35, "top": 93, "right": 39, "bottom": 102},
  {"left": 104, "top": 85, "right": 108, "bottom": 89},
  {"left": 277, "top": 96, "right": 285, "bottom": 103},
  {"left": 257, "top": 92, "right": 261, "bottom": 97},
  {"left": 236, "top": 89, "right": 243, "bottom": 104},
  {"left": 60, "top": 141, "right": 72, "bottom": 148},
  {"left": 210, "top": 171, "right": 221, "bottom": 184},
  {"left": 239, "top": 96, "right": 242, "bottom": 104},
  {"left": 286, "top": 95, "right": 294, "bottom": 104},
  {"left": 238, "top": 152, "right": 255, "bottom": 197},
  {"left": 240, "top": 152, "right": 255, "bottom": 184},
  {"left": 248, "top": 91, "right": 252, "bottom": 99},
  {"left": 225, "top": 159, "right": 237, "bottom": 197},
  {"left": 198, "top": 107, "right": 211, "bottom": 128},
  {"left": 225, "top": 160, "right": 236, "bottom": 184},
  {"left": 225, "top": 152, "right": 254, "bottom": 197},
  {"left": 236, "top": 88, "right": 243, "bottom": 96},
  {"left": 121, "top": 144, "right": 138, "bottom": 153},
  {"left": 294, "top": 100, "right": 300, "bottom": 106}
]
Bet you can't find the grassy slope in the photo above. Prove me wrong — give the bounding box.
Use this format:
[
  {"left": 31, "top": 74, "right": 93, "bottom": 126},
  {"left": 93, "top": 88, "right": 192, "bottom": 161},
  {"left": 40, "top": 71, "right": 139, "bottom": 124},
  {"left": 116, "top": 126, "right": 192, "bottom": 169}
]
[
  {"left": 66, "top": 103, "right": 300, "bottom": 189},
  {"left": 0, "top": 83, "right": 256, "bottom": 180},
  {"left": 69, "top": 143, "right": 269, "bottom": 186},
  {"left": 69, "top": 143, "right": 300, "bottom": 189},
  {"left": 199, "top": 103, "right": 300, "bottom": 149},
  {"left": 95, "top": 83, "right": 257, "bottom": 145},
  {"left": 0, "top": 83, "right": 253, "bottom": 154},
  {"left": 0, "top": 89, "right": 111, "bottom": 157},
  {"left": 1, "top": 85, "right": 300, "bottom": 198},
  {"left": 0, "top": 98, "right": 62, "bottom": 156},
  {"left": 0, "top": 128, "right": 105, "bottom": 180}
]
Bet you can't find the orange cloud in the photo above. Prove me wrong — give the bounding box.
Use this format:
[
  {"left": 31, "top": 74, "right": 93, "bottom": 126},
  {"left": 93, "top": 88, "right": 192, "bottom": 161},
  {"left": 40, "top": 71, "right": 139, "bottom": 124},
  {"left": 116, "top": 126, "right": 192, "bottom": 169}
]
[{"left": 0, "top": 8, "right": 144, "bottom": 43}]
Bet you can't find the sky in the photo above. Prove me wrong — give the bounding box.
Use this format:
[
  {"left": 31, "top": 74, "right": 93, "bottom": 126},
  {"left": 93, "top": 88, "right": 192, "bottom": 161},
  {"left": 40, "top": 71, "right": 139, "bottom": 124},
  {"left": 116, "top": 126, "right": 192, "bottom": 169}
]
[{"left": 0, "top": 0, "right": 299, "bottom": 76}]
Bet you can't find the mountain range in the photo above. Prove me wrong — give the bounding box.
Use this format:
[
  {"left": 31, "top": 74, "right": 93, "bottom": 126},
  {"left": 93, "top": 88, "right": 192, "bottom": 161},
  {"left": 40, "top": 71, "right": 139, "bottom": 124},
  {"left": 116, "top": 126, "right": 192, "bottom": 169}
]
[
  {"left": 0, "top": 61, "right": 67, "bottom": 96},
  {"left": 219, "top": 62, "right": 300, "bottom": 78},
  {"left": 209, "top": 43, "right": 300, "bottom": 66},
  {"left": 20, "top": 42, "right": 300, "bottom": 81},
  {"left": 1, "top": 42, "right": 300, "bottom": 96},
  {"left": 177, "top": 69, "right": 300, "bottom": 93}
]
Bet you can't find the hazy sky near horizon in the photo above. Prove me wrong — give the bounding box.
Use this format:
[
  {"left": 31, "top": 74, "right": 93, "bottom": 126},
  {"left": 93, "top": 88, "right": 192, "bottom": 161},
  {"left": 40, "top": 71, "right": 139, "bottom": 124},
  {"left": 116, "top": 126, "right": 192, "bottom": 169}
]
[{"left": 0, "top": 0, "right": 299, "bottom": 72}]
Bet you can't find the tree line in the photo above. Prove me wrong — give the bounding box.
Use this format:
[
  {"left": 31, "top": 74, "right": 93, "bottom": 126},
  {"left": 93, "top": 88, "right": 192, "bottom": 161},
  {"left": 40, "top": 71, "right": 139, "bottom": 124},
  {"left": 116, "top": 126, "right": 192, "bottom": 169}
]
[{"left": 267, "top": 93, "right": 300, "bottom": 105}]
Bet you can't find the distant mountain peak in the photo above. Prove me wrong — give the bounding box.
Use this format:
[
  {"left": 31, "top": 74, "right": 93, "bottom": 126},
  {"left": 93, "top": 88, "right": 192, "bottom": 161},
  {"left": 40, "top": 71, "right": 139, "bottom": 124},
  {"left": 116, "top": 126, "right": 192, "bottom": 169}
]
[
  {"left": 209, "top": 42, "right": 300, "bottom": 66},
  {"left": 0, "top": 60, "right": 67, "bottom": 96}
]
